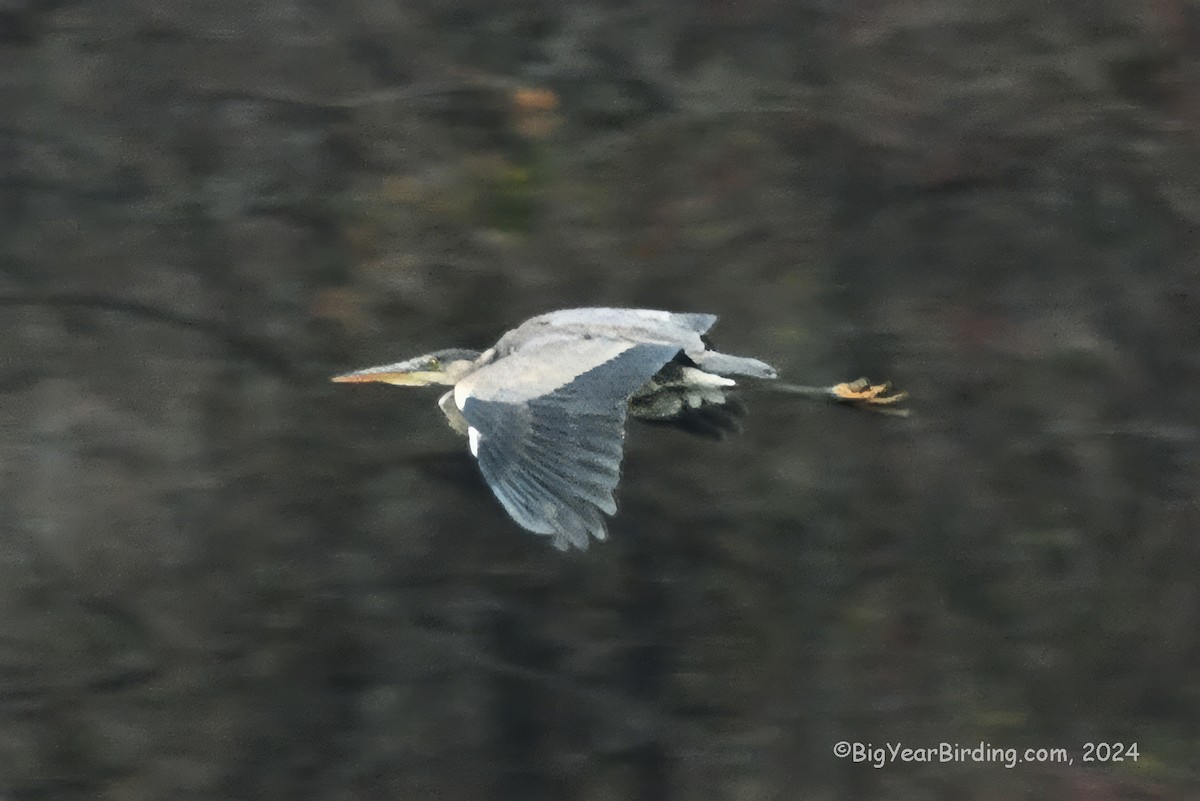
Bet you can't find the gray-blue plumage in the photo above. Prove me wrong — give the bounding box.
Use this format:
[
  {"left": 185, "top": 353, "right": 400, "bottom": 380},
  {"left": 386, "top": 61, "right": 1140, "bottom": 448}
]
[
  {"left": 461, "top": 342, "right": 680, "bottom": 549},
  {"left": 446, "top": 309, "right": 779, "bottom": 549},
  {"left": 332, "top": 307, "right": 912, "bottom": 551}
]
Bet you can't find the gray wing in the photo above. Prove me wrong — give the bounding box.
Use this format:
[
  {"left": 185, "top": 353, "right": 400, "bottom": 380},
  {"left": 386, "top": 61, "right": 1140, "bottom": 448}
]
[
  {"left": 496, "top": 308, "right": 777, "bottom": 381},
  {"left": 524, "top": 308, "right": 716, "bottom": 335},
  {"left": 494, "top": 308, "right": 716, "bottom": 360},
  {"left": 455, "top": 338, "right": 681, "bottom": 550}
]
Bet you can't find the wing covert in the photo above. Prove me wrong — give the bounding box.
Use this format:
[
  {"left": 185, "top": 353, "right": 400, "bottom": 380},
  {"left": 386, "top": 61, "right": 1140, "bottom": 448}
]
[{"left": 458, "top": 340, "right": 680, "bottom": 549}]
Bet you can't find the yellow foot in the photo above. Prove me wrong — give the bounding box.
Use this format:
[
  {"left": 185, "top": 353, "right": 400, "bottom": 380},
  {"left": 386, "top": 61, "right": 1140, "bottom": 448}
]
[{"left": 832, "top": 378, "right": 910, "bottom": 415}]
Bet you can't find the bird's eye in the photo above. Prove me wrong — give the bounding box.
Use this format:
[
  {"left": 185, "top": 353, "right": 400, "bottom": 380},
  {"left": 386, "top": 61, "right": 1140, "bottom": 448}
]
[{"left": 427, "top": 357, "right": 440, "bottom": 370}]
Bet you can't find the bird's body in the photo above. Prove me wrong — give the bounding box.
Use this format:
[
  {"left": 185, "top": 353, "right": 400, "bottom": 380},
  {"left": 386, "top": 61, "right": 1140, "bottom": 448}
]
[{"left": 333, "top": 307, "right": 905, "bottom": 550}]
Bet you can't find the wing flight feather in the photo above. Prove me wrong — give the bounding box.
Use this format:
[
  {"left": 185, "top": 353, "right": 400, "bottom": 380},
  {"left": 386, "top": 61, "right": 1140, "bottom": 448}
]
[{"left": 459, "top": 339, "right": 680, "bottom": 549}]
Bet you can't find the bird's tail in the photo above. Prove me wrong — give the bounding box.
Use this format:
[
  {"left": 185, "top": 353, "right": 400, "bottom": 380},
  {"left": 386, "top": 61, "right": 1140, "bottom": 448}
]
[{"left": 691, "top": 351, "right": 778, "bottom": 379}]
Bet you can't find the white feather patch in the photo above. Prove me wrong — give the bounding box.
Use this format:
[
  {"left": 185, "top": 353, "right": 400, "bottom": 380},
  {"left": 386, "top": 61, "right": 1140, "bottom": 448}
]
[
  {"left": 680, "top": 366, "right": 736, "bottom": 387},
  {"left": 467, "top": 426, "right": 482, "bottom": 457},
  {"left": 454, "top": 382, "right": 472, "bottom": 411}
]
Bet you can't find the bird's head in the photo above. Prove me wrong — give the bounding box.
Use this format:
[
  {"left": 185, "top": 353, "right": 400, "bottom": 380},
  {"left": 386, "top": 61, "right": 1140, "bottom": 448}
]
[{"left": 331, "top": 348, "right": 482, "bottom": 387}]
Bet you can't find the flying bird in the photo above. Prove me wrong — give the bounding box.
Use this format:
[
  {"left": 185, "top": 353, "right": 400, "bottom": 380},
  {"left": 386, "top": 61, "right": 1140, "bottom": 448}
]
[{"left": 332, "top": 307, "right": 906, "bottom": 550}]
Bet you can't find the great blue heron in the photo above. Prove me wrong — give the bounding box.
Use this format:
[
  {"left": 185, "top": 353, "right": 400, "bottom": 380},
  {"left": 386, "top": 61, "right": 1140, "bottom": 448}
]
[{"left": 333, "top": 307, "right": 906, "bottom": 550}]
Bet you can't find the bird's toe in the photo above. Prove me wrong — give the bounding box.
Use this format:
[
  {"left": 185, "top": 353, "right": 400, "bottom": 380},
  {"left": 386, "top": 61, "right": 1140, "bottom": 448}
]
[{"left": 832, "top": 378, "right": 910, "bottom": 413}]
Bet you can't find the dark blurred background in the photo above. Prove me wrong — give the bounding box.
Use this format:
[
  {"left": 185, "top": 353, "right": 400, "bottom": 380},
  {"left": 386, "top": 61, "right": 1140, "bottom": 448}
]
[{"left": 3, "top": 0, "right": 1200, "bottom": 799}]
